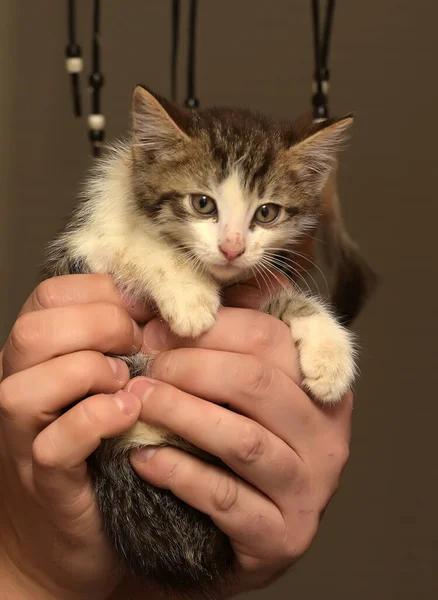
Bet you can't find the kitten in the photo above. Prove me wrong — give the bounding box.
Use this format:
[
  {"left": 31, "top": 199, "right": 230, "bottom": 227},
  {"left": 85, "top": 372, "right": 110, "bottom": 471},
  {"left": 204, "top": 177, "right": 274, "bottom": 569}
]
[{"left": 44, "top": 86, "right": 371, "bottom": 598}]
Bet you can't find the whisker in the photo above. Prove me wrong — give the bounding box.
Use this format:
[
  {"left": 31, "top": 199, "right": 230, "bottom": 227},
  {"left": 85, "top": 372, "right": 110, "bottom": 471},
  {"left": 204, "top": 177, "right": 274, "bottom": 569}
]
[
  {"left": 250, "top": 266, "right": 262, "bottom": 295},
  {"left": 289, "top": 250, "right": 330, "bottom": 297},
  {"left": 258, "top": 260, "right": 291, "bottom": 295},
  {"left": 264, "top": 247, "right": 329, "bottom": 298},
  {"left": 254, "top": 263, "right": 274, "bottom": 297},
  {"left": 261, "top": 255, "right": 310, "bottom": 296}
]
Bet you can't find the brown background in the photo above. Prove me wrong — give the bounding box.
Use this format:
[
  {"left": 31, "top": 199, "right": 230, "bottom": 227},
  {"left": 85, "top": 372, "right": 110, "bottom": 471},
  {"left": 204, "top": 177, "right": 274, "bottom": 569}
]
[{"left": 1, "top": 1, "right": 437, "bottom": 599}]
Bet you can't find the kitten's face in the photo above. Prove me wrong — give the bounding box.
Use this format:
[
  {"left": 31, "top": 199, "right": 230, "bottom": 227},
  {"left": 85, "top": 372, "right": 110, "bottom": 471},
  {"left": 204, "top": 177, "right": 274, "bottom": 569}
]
[
  {"left": 131, "top": 86, "right": 351, "bottom": 282},
  {"left": 152, "top": 169, "right": 314, "bottom": 283}
]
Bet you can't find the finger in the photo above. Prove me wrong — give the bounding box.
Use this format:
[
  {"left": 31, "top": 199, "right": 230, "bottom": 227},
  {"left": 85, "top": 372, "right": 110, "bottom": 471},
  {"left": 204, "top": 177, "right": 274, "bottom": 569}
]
[
  {"left": 148, "top": 349, "right": 316, "bottom": 446},
  {"left": 128, "top": 377, "right": 305, "bottom": 506},
  {"left": 2, "top": 303, "right": 143, "bottom": 376},
  {"left": 149, "top": 348, "right": 352, "bottom": 477},
  {"left": 19, "top": 274, "right": 154, "bottom": 323},
  {"left": 142, "top": 308, "right": 300, "bottom": 381},
  {"left": 130, "top": 444, "right": 288, "bottom": 572},
  {"left": 223, "top": 272, "right": 292, "bottom": 309},
  {"left": 0, "top": 352, "right": 129, "bottom": 458},
  {"left": 32, "top": 390, "right": 141, "bottom": 506}
]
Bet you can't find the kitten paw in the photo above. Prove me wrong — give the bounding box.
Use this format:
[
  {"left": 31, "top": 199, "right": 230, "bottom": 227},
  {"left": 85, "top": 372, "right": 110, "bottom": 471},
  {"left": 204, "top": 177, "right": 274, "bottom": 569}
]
[
  {"left": 158, "top": 285, "right": 220, "bottom": 338},
  {"left": 292, "top": 314, "right": 356, "bottom": 404}
]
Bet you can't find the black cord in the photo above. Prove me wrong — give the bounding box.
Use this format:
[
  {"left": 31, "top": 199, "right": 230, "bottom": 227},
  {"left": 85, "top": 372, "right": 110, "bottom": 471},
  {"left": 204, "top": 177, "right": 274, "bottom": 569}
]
[
  {"left": 185, "top": 0, "right": 199, "bottom": 109},
  {"left": 67, "top": 0, "right": 75, "bottom": 44},
  {"left": 65, "top": 0, "right": 82, "bottom": 117},
  {"left": 171, "top": 0, "right": 180, "bottom": 101},
  {"left": 311, "top": 0, "right": 336, "bottom": 120},
  {"left": 321, "top": 0, "right": 335, "bottom": 68},
  {"left": 89, "top": 0, "right": 105, "bottom": 157}
]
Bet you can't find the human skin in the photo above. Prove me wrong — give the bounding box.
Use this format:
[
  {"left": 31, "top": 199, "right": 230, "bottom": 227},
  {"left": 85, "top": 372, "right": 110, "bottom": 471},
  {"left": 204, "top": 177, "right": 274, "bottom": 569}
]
[{"left": 0, "top": 274, "right": 352, "bottom": 600}]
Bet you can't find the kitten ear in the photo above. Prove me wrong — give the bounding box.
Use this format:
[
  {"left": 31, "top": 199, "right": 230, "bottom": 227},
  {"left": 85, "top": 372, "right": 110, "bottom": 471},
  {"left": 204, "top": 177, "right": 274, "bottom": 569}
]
[
  {"left": 132, "top": 85, "right": 191, "bottom": 151},
  {"left": 290, "top": 115, "right": 353, "bottom": 193}
]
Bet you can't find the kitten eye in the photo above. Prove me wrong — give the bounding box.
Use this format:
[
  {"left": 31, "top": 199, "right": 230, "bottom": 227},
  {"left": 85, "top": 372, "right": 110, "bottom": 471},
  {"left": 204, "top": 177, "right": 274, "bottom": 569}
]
[
  {"left": 253, "top": 203, "right": 281, "bottom": 224},
  {"left": 190, "top": 194, "right": 217, "bottom": 216}
]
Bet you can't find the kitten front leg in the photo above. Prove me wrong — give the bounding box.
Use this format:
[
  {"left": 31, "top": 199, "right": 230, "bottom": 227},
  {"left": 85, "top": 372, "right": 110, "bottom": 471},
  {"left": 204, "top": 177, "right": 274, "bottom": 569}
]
[
  {"left": 262, "top": 290, "right": 356, "bottom": 403},
  {"left": 155, "top": 275, "right": 221, "bottom": 338},
  {"left": 108, "top": 240, "right": 221, "bottom": 338}
]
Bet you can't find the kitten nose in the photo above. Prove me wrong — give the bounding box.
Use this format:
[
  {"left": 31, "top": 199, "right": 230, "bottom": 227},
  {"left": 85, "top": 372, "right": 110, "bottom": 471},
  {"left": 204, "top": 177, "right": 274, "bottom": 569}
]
[{"left": 219, "top": 245, "right": 245, "bottom": 261}]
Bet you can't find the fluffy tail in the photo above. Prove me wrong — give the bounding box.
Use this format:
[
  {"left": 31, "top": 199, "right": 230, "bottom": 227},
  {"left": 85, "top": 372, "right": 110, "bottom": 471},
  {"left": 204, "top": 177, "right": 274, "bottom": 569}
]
[
  {"left": 320, "top": 168, "right": 377, "bottom": 325},
  {"left": 87, "top": 438, "right": 233, "bottom": 598}
]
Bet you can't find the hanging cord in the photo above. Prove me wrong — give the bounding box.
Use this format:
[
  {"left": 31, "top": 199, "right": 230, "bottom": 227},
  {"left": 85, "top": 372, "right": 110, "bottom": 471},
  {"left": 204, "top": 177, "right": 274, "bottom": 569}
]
[
  {"left": 65, "top": 0, "right": 83, "bottom": 117},
  {"left": 171, "top": 0, "right": 180, "bottom": 101},
  {"left": 311, "top": 0, "right": 336, "bottom": 121},
  {"left": 88, "top": 0, "right": 105, "bottom": 157},
  {"left": 185, "top": 0, "right": 199, "bottom": 109}
]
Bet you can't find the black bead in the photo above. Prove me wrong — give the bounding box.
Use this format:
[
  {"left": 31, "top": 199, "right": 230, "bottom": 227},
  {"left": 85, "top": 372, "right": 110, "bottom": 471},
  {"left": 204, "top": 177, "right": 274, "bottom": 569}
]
[
  {"left": 186, "top": 97, "right": 199, "bottom": 109},
  {"left": 65, "top": 43, "right": 81, "bottom": 58},
  {"left": 89, "top": 129, "right": 104, "bottom": 142},
  {"left": 89, "top": 72, "right": 105, "bottom": 89}
]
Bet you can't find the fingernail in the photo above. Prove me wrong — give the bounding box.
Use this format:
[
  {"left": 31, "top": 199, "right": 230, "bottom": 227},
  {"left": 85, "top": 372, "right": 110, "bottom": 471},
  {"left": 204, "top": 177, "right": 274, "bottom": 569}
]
[
  {"left": 127, "top": 377, "right": 156, "bottom": 401},
  {"left": 113, "top": 391, "right": 140, "bottom": 415},
  {"left": 142, "top": 320, "right": 171, "bottom": 352},
  {"left": 106, "top": 356, "right": 128, "bottom": 383},
  {"left": 132, "top": 446, "right": 158, "bottom": 462},
  {"left": 132, "top": 320, "right": 143, "bottom": 350}
]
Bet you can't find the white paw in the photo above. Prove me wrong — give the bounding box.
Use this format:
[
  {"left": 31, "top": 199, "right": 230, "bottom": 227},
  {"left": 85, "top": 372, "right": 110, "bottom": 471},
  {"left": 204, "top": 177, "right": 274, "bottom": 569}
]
[
  {"left": 157, "top": 284, "right": 220, "bottom": 338},
  {"left": 292, "top": 314, "right": 356, "bottom": 404}
]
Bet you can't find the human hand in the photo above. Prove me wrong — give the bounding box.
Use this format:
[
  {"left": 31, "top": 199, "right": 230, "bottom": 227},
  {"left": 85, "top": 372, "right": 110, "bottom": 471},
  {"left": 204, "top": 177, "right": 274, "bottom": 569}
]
[
  {"left": 0, "top": 275, "right": 153, "bottom": 600},
  {"left": 129, "top": 278, "right": 353, "bottom": 596}
]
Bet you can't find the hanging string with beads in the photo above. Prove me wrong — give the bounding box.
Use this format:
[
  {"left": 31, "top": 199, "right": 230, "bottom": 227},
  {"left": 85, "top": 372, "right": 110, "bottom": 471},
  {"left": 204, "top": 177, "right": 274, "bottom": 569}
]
[
  {"left": 88, "top": 0, "right": 105, "bottom": 157},
  {"left": 171, "top": 0, "right": 200, "bottom": 108},
  {"left": 171, "top": 0, "right": 180, "bottom": 101},
  {"left": 185, "top": 0, "right": 199, "bottom": 109},
  {"left": 311, "top": 0, "right": 336, "bottom": 122},
  {"left": 65, "top": 0, "right": 83, "bottom": 117}
]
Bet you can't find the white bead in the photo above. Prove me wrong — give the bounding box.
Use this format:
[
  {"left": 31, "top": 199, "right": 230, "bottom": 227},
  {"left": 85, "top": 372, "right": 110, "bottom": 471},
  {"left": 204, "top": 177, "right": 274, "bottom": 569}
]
[
  {"left": 312, "top": 80, "right": 330, "bottom": 94},
  {"left": 88, "top": 114, "right": 105, "bottom": 130},
  {"left": 65, "top": 57, "right": 83, "bottom": 74}
]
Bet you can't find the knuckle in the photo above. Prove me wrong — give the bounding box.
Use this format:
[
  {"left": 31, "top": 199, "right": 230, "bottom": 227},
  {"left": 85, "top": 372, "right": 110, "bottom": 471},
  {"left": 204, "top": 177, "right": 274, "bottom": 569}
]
[
  {"left": 151, "top": 351, "right": 176, "bottom": 382},
  {"left": 284, "top": 533, "right": 315, "bottom": 562},
  {"left": 70, "top": 350, "right": 105, "bottom": 378},
  {"left": 106, "top": 303, "right": 130, "bottom": 333},
  {"left": 283, "top": 520, "right": 318, "bottom": 562},
  {"left": 67, "top": 351, "right": 113, "bottom": 391},
  {"left": 240, "top": 356, "right": 274, "bottom": 396},
  {"left": 33, "top": 279, "right": 59, "bottom": 310},
  {"left": 329, "top": 440, "right": 351, "bottom": 471},
  {"left": 9, "top": 313, "right": 39, "bottom": 356},
  {"left": 76, "top": 397, "right": 105, "bottom": 431},
  {"left": 32, "top": 435, "right": 58, "bottom": 471},
  {"left": 247, "top": 311, "right": 289, "bottom": 351},
  {"left": 232, "top": 422, "right": 266, "bottom": 464},
  {"left": 212, "top": 474, "right": 239, "bottom": 512},
  {"left": 99, "top": 303, "right": 132, "bottom": 346},
  {"left": 247, "top": 312, "right": 277, "bottom": 350},
  {"left": 0, "top": 379, "right": 18, "bottom": 420}
]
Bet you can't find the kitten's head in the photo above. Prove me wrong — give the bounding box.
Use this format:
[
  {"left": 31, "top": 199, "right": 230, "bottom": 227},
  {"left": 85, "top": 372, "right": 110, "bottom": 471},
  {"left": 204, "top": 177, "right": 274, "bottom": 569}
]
[{"left": 130, "top": 85, "right": 352, "bottom": 283}]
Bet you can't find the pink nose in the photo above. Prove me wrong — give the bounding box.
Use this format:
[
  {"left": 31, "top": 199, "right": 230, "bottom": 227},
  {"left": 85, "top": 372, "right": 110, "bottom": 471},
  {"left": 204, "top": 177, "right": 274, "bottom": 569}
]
[{"left": 219, "top": 245, "right": 245, "bottom": 261}]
